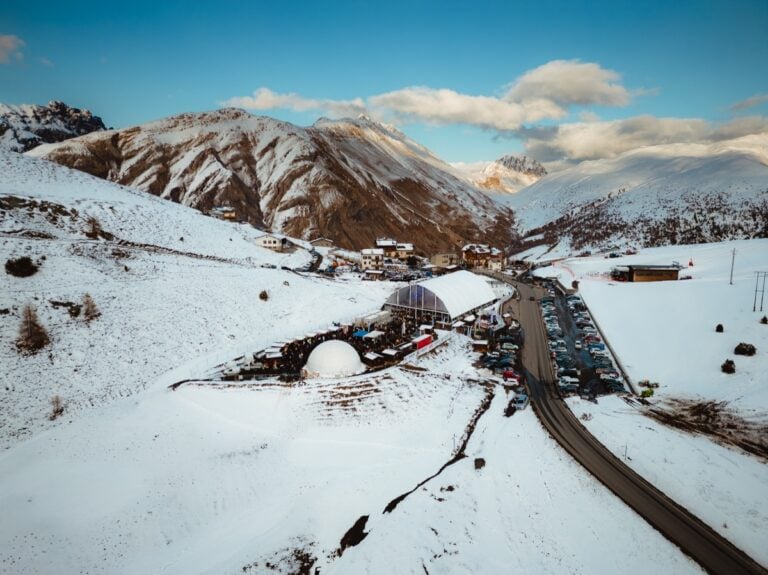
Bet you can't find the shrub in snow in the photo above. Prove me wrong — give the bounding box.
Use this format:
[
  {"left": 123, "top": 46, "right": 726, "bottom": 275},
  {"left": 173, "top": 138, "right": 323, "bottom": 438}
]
[
  {"left": 474, "top": 457, "right": 486, "bottom": 470},
  {"left": 84, "top": 216, "right": 102, "bottom": 239},
  {"left": 641, "top": 388, "right": 654, "bottom": 398},
  {"left": 82, "top": 293, "right": 100, "bottom": 323},
  {"left": 259, "top": 290, "right": 269, "bottom": 301},
  {"left": 734, "top": 343, "right": 756, "bottom": 356},
  {"left": 49, "top": 395, "right": 64, "bottom": 421},
  {"left": 715, "top": 323, "right": 724, "bottom": 333},
  {"left": 721, "top": 359, "right": 736, "bottom": 374},
  {"left": 16, "top": 304, "right": 50, "bottom": 354},
  {"left": 761, "top": 316, "right": 767, "bottom": 325},
  {"left": 5, "top": 256, "right": 38, "bottom": 277}
]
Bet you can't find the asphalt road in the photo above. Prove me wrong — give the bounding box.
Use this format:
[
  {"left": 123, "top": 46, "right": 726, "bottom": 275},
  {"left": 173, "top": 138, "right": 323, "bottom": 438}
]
[{"left": 508, "top": 278, "right": 766, "bottom": 575}]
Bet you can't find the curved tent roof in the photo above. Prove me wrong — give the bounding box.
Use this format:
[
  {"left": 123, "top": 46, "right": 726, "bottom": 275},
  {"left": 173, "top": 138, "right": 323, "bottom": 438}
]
[
  {"left": 303, "top": 340, "right": 365, "bottom": 378},
  {"left": 384, "top": 270, "right": 497, "bottom": 321}
]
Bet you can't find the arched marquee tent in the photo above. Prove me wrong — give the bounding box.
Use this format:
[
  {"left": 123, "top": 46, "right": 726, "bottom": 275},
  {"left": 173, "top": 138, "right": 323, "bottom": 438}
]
[{"left": 383, "top": 270, "right": 498, "bottom": 323}]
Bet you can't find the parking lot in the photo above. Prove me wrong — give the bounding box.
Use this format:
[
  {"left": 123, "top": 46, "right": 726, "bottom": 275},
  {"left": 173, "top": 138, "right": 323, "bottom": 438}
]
[{"left": 538, "top": 283, "right": 626, "bottom": 397}]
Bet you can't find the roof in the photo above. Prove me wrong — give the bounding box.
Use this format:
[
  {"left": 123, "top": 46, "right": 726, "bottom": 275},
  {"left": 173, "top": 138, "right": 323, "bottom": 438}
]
[
  {"left": 628, "top": 264, "right": 682, "bottom": 271},
  {"left": 362, "top": 248, "right": 384, "bottom": 256},
  {"left": 304, "top": 340, "right": 365, "bottom": 378},
  {"left": 375, "top": 238, "right": 397, "bottom": 247},
  {"left": 384, "top": 270, "right": 497, "bottom": 321},
  {"left": 396, "top": 243, "right": 414, "bottom": 250}
]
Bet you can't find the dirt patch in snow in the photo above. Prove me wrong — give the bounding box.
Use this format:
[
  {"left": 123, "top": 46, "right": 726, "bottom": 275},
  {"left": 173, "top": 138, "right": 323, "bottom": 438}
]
[{"left": 646, "top": 399, "right": 768, "bottom": 461}]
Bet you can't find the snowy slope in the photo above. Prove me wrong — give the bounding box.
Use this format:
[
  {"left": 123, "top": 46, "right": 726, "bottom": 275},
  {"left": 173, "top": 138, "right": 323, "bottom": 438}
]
[
  {"left": 506, "top": 136, "right": 768, "bottom": 251},
  {"left": 27, "top": 110, "right": 514, "bottom": 251},
  {"left": 0, "top": 149, "right": 395, "bottom": 449},
  {"left": 0, "top": 335, "right": 703, "bottom": 575},
  {"left": 0, "top": 101, "right": 106, "bottom": 152}
]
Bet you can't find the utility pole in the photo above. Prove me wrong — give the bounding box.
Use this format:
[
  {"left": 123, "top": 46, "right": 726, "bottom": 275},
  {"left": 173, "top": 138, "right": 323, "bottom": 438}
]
[
  {"left": 756, "top": 271, "right": 767, "bottom": 312},
  {"left": 729, "top": 249, "right": 736, "bottom": 285}
]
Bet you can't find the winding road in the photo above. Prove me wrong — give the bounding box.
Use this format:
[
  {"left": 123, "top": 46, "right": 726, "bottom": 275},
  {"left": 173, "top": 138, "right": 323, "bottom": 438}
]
[{"left": 504, "top": 277, "right": 766, "bottom": 575}]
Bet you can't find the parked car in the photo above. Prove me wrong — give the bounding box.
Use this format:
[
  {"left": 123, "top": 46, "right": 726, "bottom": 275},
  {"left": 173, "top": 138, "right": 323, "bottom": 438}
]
[
  {"left": 503, "top": 369, "right": 520, "bottom": 381},
  {"left": 558, "top": 367, "right": 580, "bottom": 378}
]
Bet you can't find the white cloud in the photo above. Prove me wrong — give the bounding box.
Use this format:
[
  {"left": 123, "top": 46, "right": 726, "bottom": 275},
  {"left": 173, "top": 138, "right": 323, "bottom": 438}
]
[
  {"left": 0, "top": 34, "right": 25, "bottom": 64},
  {"left": 369, "top": 87, "right": 563, "bottom": 130},
  {"left": 219, "top": 60, "right": 768, "bottom": 165},
  {"left": 504, "top": 59, "right": 631, "bottom": 107},
  {"left": 731, "top": 93, "right": 768, "bottom": 112},
  {"left": 39, "top": 57, "right": 54, "bottom": 68},
  {"left": 220, "top": 87, "right": 366, "bottom": 118},
  {"left": 520, "top": 115, "right": 768, "bottom": 163},
  {"left": 221, "top": 60, "right": 635, "bottom": 131}
]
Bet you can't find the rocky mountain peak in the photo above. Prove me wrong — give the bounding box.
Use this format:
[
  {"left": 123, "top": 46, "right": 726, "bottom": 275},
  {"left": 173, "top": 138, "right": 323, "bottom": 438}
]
[
  {"left": 495, "top": 154, "right": 547, "bottom": 177},
  {"left": 0, "top": 100, "right": 107, "bottom": 152}
]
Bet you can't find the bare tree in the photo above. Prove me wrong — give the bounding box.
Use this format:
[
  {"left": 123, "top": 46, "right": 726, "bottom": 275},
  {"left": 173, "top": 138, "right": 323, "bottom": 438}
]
[
  {"left": 85, "top": 216, "right": 102, "bottom": 239},
  {"left": 49, "top": 395, "right": 64, "bottom": 420},
  {"left": 16, "top": 303, "right": 50, "bottom": 354},
  {"left": 82, "top": 293, "right": 100, "bottom": 323}
]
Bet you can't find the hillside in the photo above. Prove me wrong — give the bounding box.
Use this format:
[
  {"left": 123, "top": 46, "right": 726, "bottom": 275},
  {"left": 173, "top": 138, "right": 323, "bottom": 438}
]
[
  {"left": 0, "top": 101, "right": 106, "bottom": 152},
  {"left": 0, "top": 148, "right": 396, "bottom": 449},
  {"left": 27, "top": 109, "right": 514, "bottom": 252},
  {"left": 505, "top": 137, "right": 768, "bottom": 254}
]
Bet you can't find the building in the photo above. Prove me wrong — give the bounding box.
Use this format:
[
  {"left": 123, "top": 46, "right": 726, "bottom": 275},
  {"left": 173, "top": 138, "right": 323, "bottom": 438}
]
[
  {"left": 462, "top": 244, "right": 504, "bottom": 271},
  {"left": 255, "top": 234, "right": 291, "bottom": 252},
  {"left": 627, "top": 265, "right": 681, "bottom": 282},
  {"left": 382, "top": 270, "right": 498, "bottom": 324},
  {"left": 431, "top": 253, "right": 460, "bottom": 267},
  {"left": 395, "top": 243, "right": 415, "bottom": 260},
  {"left": 210, "top": 206, "right": 237, "bottom": 221},
  {"left": 361, "top": 248, "right": 385, "bottom": 270},
  {"left": 375, "top": 238, "right": 398, "bottom": 257},
  {"left": 310, "top": 237, "right": 335, "bottom": 248}
]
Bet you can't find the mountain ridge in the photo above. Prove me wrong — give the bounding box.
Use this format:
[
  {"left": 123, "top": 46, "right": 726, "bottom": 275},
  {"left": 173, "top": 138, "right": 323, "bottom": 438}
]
[{"left": 28, "top": 108, "right": 515, "bottom": 252}]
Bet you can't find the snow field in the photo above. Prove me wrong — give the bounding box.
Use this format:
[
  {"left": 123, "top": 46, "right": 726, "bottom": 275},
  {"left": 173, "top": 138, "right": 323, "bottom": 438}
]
[
  {"left": 0, "top": 337, "right": 703, "bottom": 575},
  {"left": 568, "top": 395, "right": 768, "bottom": 566}
]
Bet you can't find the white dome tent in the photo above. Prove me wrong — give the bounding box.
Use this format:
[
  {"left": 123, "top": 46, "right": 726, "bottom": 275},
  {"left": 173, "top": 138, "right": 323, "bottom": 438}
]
[{"left": 302, "top": 340, "right": 365, "bottom": 379}]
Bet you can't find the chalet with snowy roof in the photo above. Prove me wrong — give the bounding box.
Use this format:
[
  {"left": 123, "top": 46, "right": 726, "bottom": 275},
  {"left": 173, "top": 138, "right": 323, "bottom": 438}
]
[
  {"left": 375, "top": 238, "right": 398, "bottom": 257},
  {"left": 361, "top": 248, "right": 384, "bottom": 270},
  {"left": 395, "top": 243, "right": 415, "bottom": 260},
  {"left": 210, "top": 206, "right": 237, "bottom": 221},
  {"left": 310, "top": 237, "right": 335, "bottom": 248},
  {"left": 611, "top": 264, "right": 682, "bottom": 282},
  {"left": 255, "top": 234, "right": 291, "bottom": 252},
  {"left": 462, "top": 244, "right": 504, "bottom": 271}
]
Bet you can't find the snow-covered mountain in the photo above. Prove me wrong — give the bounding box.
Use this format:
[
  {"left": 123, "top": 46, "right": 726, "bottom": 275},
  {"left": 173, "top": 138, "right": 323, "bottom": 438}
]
[
  {"left": 505, "top": 136, "right": 768, "bottom": 253},
  {"left": 0, "top": 101, "right": 106, "bottom": 152},
  {"left": 28, "top": 109, "right": 514, "bottom": 252},
  {"left": 452, "top": 154, "right": 547, "bottom": 195}
]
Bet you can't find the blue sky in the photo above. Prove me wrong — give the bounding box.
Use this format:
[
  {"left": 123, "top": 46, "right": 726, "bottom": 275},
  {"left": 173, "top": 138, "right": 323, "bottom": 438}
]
[{"left": 1, "top": 0, "right": 767, "bottom": 163}]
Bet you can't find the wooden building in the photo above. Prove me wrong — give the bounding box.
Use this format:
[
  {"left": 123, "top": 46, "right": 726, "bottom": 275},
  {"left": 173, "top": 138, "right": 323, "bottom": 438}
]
[
  {"left": 462, "top": 244, "right": 504, "bottom": 271},
  {"left": 612, "top": 264, "right": 681, "bottom": 282}
]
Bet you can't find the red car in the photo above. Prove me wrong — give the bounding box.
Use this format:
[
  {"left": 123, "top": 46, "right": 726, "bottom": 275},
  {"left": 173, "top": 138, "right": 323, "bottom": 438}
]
[{"left": 503, "top": 370, "right": 520, "bottom": 382}]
